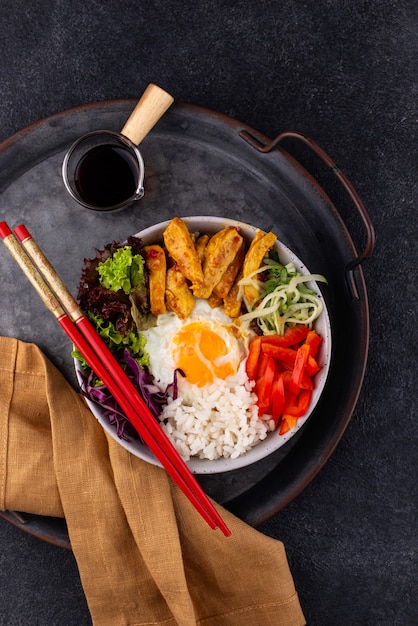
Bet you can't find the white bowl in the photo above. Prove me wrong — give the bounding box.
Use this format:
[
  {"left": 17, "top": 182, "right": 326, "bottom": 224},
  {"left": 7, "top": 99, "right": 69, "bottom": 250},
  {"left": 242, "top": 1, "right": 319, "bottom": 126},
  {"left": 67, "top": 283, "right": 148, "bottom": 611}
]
[{"left": 75, "top": 216, "right": 332, "bottom": 474}]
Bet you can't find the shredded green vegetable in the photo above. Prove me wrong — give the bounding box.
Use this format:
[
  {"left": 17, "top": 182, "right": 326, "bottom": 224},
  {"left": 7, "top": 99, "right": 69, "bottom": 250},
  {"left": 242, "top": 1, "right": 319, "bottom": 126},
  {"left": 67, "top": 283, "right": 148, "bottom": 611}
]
[{"left": 238, "top": 257, "right": 327, "bottom": 336}]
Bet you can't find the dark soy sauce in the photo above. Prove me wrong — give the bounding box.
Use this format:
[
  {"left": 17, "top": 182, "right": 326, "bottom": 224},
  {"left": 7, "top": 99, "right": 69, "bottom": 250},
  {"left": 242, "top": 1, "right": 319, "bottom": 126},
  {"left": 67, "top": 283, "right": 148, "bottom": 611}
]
[{"left": 74, "top": 144, "right": 140, "bottom": 208}]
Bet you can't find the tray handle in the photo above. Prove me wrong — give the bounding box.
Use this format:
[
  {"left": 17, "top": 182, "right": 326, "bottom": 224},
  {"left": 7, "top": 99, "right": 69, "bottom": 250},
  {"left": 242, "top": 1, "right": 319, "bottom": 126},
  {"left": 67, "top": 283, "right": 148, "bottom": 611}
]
[{"left": 239, "top": 129, "right": 375, "bottom": 300}]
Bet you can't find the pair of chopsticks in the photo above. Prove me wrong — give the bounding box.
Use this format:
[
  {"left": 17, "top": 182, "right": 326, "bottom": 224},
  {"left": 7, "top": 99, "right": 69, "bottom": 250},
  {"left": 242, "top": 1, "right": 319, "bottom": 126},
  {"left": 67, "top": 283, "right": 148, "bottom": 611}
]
[{"left": 0, "top": 222, "right": 230, "bottom": 536}]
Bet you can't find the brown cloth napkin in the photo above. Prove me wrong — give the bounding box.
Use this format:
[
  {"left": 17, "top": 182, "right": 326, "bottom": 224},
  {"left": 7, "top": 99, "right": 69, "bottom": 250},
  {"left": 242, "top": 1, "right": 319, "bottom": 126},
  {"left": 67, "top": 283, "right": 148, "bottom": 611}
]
[{"left": 0, "top": 336, "right": 305, "bottom": 626}]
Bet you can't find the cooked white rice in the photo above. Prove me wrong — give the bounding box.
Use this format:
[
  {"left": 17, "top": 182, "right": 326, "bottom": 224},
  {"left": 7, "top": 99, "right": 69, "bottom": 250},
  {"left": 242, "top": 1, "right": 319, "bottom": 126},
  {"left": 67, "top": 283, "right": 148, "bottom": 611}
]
[{"left": 158, "top": 369, "right": 275, "bottom": 461}]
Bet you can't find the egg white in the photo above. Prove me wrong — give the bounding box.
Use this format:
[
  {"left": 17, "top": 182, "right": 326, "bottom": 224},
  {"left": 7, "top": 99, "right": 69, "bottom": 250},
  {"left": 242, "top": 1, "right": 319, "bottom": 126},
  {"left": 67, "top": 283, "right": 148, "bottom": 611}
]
[{"left": 142, "top": 298, "right": 249, "bottom": 391}]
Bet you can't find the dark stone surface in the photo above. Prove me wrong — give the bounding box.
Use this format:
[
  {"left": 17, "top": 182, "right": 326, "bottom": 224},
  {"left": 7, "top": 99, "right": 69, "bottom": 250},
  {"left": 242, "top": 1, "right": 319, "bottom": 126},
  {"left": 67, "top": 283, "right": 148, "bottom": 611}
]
[{"left": 0, "top": 1, "right": 416, "bottom": 625}]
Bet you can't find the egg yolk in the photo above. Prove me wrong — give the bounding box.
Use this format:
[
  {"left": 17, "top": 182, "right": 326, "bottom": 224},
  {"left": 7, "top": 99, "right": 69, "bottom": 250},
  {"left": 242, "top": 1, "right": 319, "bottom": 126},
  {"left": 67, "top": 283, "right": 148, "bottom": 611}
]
[{"left": 172, "top": 322, "right": 237, "bottom": 386}]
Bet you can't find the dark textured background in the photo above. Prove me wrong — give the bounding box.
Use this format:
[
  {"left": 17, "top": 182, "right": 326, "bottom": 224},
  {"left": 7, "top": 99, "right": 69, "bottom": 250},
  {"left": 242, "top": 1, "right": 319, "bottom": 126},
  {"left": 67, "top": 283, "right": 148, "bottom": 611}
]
[{"left": 0, "top": 1, "right": 417, "bottom": 625}]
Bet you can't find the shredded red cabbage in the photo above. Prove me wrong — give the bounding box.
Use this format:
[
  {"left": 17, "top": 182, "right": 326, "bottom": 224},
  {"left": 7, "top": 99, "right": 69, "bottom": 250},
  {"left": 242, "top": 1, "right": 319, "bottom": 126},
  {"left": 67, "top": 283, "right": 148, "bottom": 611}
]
[
  {"left": 77, "top": 368, "right": 138, "bottom": 441},
  {"left": 77, "top": 348, "right": 182, "bottom": 443}
]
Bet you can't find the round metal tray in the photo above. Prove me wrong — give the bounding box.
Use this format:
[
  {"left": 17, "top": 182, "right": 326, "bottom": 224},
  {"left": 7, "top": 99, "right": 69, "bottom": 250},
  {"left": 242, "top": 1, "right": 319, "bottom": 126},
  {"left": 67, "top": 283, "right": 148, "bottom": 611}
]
[{"left": 0, "top": 100, "right": 373, "bottom": 549}]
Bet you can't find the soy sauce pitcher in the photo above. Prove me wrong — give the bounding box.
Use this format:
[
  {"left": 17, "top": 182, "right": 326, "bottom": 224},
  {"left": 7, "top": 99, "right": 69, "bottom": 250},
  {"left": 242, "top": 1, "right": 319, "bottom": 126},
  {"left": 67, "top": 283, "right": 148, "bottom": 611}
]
[{"left": 62, "top": 83, "right": 174, "bottom": 211}]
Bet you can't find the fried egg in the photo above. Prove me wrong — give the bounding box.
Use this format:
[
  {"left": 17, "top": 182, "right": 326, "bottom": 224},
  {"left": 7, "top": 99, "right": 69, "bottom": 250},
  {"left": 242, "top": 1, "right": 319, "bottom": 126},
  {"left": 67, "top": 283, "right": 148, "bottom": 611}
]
[{"left": 142, "top": 299, "right": 248, "bottom": 390}]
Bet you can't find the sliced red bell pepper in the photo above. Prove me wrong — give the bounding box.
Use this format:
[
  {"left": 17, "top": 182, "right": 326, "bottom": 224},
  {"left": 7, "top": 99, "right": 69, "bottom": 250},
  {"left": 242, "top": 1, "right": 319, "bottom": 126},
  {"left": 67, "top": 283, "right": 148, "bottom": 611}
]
[
  {"left": 279, "top": 370, "right": 292, "bottom": 386},
  {"left": 270, "top": 375, "right": 285, "bottom": 425},
  {"left": 260, "top": 325, "right": 309, "bottom": 348},
  {"left": 261, "top": 344, "right": 297, "bottom": 368},
  {"left": 305, "top": 330, "right": 322, "bottom": 358},
  {"left": 254, "top": 356, "right": 275, "bottom": 415},
  {"left": 246, "top": 325, "right": 320, "bottom": 432},
  {"left": 245, "top": 336, "right": 261, "bottom": 380},
  {"left": 306, "top": 355, "right": 320, "bottom": 376},
  {"left": 256, "top": 351, "right": 272, "bottom": 379},
  {"left": 280, "top": 370, "right": 312, "bottom": 390},
  {"left": 289, "top": 343, "right": 310, "bottom": 395},
  {"left": 283, "top": 389, "right": 312, "bottom": 417},
  {"left": 299, "top": 372, "right": 313, "bottom": 390},
  {"left": 279, "top": 414, "right": 298, "bottom": 435}
]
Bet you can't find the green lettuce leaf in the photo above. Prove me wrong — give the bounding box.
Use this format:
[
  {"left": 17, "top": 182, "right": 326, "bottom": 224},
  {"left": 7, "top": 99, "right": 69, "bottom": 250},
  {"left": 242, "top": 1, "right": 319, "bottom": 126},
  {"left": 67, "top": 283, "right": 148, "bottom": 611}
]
[
  {"left": 97, "top": 246, "right": 145, "bottom": 295},
  {"left": 72, "top": 311, "right": 149, "bottom": 370}
]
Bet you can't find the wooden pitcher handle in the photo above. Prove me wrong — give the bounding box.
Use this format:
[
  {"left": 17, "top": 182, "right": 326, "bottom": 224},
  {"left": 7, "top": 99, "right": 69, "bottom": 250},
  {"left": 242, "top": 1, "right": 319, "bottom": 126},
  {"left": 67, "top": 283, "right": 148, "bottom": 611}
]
[{"left": 121, "top": 84, "right": 174, "bottom": 144}]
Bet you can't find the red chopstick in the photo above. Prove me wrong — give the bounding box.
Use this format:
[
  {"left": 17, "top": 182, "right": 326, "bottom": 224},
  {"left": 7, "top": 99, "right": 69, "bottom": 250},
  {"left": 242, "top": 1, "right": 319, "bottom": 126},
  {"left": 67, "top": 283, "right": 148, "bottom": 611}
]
[{"left": 0, "top": 222, "right": 230, "bottom": 536}]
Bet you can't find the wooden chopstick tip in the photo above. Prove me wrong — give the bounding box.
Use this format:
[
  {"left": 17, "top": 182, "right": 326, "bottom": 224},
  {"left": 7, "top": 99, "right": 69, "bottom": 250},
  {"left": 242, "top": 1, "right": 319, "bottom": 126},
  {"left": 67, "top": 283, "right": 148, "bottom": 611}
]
[
  {"left": 14, "top": 223, "right": 32, "bottom": 243},
  {"left": 0, "top": 221, "right": 13, "bottom": 239}
]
